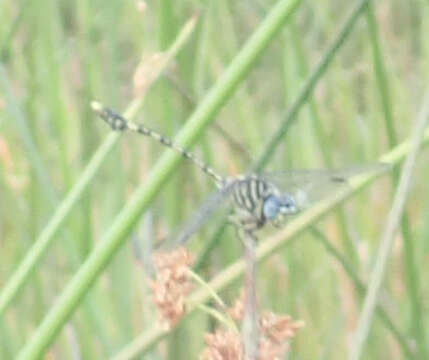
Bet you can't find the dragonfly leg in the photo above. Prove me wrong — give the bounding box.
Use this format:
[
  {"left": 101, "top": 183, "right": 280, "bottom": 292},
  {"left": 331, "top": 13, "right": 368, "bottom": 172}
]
[
  {"left": 272, "top": 214, "right": 288, "bottom": 228},
  {"left": 228, "top": 208, "right": 260, "bottom": 233}
]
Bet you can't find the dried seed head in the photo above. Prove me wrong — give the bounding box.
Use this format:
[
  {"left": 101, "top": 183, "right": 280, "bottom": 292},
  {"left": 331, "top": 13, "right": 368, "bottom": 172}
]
[
  {"left": 259, "top": 337, "right": 288, "bottom": 360},
  {"left": 150, "top": 247, "right": 194, "bottom": 327},
  {"left": 225, "top": 293, "right": 304, "bottom": 359},
  {"left": 227, "top": 290, "right": 245, "bottom": 321},
  {"left": 133, "top": 52, "right": 167, "bottom": 97},
  {"left": 260, "top": 311, "right": 304, "bottom": 344},
  {"left": 259, "top": 311, "right": 304, "bottom": 360},
  {"left": 200, "top": 330, "right": 243, "bottom": 360},
  {"left": 136, "top": 0, "right": 147, "bottom": 12}
]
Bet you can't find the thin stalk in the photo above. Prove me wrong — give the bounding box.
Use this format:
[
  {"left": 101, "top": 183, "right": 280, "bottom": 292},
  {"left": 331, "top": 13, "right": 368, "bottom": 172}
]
[
  {"left": 349, "top": 91, "right": 429, "bottom": 360},
  {"left": 242, "top": 232, "right": 259, "bottom": 360},
  {"left": 254, "top": 0, "right": 372, "bottom": 170},
  {"left": 310, "top": 228, "right": 415, "bottom": 360},
  {"left": 288, "top": 19, "right": 333, "bottom": 166},
  {"left": 366, "top": 5, "right": 396, "bottom": 144},
  {"left": 366, "top": 5, "right": 428, "bottom": 358},
  {"left": 0, "top": 132, "right": 118, "bottom": 315},
  {"left": 0, "top": 65, "right": 57, "bottom": 204},
  {"left": 16, "top": 1, "right": 303, "bottom": 358},
  {"left": 0, "top": 17, "right": 197, "bottom": 318},
  {"left": 288, "top": 17, "right": 359, "bottom": 269},
  {"left": 0, "top": 0, "right": 32, "bottom": 60},
  {"left": 195, "top": 0, "right": 373, "bottom": 271}
]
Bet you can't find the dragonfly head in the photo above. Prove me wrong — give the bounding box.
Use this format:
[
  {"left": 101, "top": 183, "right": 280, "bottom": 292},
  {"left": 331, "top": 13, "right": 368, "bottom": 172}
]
[{"left": 263, "top": 193, "right": 299, "bottom": 221}]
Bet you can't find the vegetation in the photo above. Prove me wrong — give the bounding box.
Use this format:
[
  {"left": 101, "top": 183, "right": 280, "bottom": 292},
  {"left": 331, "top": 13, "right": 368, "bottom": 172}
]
[{"left": 0, "top": 0, "right": 428, "bottom": 359}]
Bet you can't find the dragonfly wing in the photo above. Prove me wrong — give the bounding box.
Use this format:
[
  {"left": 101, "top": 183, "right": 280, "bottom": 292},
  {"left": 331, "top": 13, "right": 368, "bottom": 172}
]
[
  {"left": 260, "top": 163, "right": 389, "bottom": 187},
  {"left": 259, "top": 163, "right": 389, "bottom": 209},
  {"left": 174, "top": 181, "right": 236, "bottom": 245},
  {"left": 290, "top": 178, "right": 348, "bottom": 209}
]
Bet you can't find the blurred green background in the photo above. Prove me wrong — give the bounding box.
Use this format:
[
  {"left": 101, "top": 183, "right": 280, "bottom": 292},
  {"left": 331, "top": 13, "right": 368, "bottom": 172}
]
[{"left": 0, "top": 0, "right": 428, "bottom": 359}]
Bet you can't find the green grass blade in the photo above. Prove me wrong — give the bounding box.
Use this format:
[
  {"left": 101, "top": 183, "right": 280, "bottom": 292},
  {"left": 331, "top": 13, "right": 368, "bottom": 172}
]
[
  {"left": 0, "top": 132, "right": 118, "bottom": 316},
  {"left": 366, "top": 5, "right": 396, "bottom": 145},
  {"left": 366, "top": 5, "right": 428, "bottom": 357},
  {"left": 254, "top": 0, "right": 371, "bottom": 170},
  {"left": 349, "top": 91, "right": 429, "bottom": 360},
  {"left": 288, "top": 15, "right": 359, "bottom": 268},
  {"left": 310, "top": 227, "right": 415, "bottom": 360},
  {"left": 0, "top": 16, "right": 197, "bottom": 319},
  {"left": 195, "top": 0, "right": 372, "bottom": 271},
  {"left": 0, "top": 64, "right": 57, "bottom": 204},
  {"left": 0, "top": 0, "right": 31, "bottom": 60}
]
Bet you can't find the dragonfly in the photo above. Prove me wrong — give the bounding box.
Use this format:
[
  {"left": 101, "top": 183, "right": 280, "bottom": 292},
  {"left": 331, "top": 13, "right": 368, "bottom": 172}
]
[{"left": 91, "top": 101, "right": 388, "bottom": 244}]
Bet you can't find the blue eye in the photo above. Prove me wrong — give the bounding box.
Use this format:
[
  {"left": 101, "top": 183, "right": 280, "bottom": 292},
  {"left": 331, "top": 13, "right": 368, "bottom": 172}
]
[
  {"left": 263, "top": 195, "right": 280, "bottom": 219},
  {"left": 263, "top": 194, "right": 298, "bottom": 220}
]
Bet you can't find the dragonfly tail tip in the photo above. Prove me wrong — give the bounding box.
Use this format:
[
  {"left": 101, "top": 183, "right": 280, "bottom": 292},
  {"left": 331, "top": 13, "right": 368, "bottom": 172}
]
[{"left": 90, "top": 101, "right": 103, "bottom": 112}]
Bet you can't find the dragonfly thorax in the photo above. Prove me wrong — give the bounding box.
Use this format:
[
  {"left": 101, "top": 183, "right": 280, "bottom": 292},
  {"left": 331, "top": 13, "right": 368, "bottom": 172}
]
[{"left": 230, "top": 176, "right": 298, "bottom": 230}]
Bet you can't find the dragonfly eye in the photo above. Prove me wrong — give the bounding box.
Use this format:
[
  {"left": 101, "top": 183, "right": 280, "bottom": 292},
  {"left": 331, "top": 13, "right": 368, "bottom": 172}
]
[
  {"left": 263, "top": 194, "right": 297, "bottom": 220},
  {"left": 263, "top": 195, "right": 280, "bottom": 220},
  {"left": 278, "top": 194, "right": 298, "bottom": 215}
]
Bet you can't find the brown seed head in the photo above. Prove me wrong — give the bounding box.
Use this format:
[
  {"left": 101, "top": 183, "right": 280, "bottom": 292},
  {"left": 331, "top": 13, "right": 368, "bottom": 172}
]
[
  {"left": 260, "top": 311, "right": 304, "bottom": 344},
  {"left": 150, "top": 247, "right": 194, "bottom": 327},
  {"left": 225, "top": 293, "right": 304, "bottom": 359},
  {"left": 258, "top": 311, "right": 305, "bottom": 359},
  {"left": 200, "top": 330, "right": 243, "bottom": 360},
  {"left": 227, "top": 290, "right": 245, "bottom": 321}
]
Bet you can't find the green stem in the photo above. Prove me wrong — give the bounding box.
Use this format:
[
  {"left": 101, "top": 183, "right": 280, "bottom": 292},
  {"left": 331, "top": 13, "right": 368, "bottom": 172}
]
[
  {"left": 310, "top": 228, "right": 415, "bottom": 360},
  {"left": 366, "top": 5, "right": 428, "bottom": 358},
  {"left": 254, "top": 0, "right": 371, "bottom": 170},
  {"left": 0, "top": 16, "right": 198, "bottom": 320},
  {"left": 350, "top": 91, "right": 429, "bottom": 360},
  {"left": 289, "top": 16, "right": 359, "bottom": 269},
  {"left": 195, "top": 0, "right": 373, "bottom": 274}
]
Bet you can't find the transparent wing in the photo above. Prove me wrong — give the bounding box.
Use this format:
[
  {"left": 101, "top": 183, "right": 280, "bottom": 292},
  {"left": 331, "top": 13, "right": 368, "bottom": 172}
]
[
  {"left": 174, "top": 181, "right": 236, "bottom": 245},
  {"left": 259, "top": 163, "right": 390, "bottom": 209}
]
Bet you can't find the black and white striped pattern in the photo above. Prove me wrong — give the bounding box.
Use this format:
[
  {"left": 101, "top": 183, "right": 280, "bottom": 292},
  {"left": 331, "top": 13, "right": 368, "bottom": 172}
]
[
  {"left": 91, "top": 101, "right": 225, "bottom": 186},
  {"left": 232, "top": 176, "right": 270, "bottom": 214}
]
